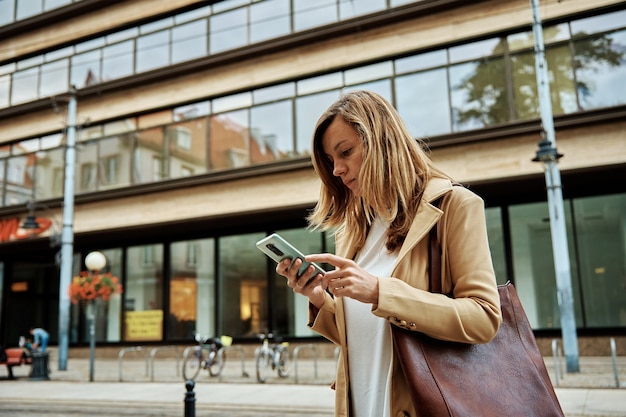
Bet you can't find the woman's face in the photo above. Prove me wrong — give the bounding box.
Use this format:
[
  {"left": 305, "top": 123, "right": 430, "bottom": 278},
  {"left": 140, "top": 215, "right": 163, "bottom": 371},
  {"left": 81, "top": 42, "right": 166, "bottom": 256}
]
[{"left": 321, "top": 116, "right": 364, "bottom": 197}]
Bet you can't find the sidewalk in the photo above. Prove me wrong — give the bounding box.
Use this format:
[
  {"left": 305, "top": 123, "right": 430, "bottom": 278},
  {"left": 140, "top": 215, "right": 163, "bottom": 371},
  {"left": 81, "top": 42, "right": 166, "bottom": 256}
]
[{"left": 0, "top": 354, "right": 624, "bottom": 417}]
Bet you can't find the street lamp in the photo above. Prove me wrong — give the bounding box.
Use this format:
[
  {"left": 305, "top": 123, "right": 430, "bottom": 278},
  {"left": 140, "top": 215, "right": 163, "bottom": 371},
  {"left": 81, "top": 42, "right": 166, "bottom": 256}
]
[
  {"left": 84, "top": 251, "right": 107, "bottom": 383},
  {"left": 530, "top": 0, "right": 579, "bottom": 372}
]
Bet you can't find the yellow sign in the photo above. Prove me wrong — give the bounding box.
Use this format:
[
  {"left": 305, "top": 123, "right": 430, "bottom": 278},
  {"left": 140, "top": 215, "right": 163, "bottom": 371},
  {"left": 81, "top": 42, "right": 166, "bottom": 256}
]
[{"left": 125, "top": 310, "right": 163, "bottom": 341}]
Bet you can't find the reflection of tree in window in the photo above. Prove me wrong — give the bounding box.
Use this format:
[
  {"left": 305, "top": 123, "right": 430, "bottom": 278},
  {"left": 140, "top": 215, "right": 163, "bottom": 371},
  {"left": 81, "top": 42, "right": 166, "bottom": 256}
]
[{"left": 453, "top": 31, "right": 624, "bottom": 129}]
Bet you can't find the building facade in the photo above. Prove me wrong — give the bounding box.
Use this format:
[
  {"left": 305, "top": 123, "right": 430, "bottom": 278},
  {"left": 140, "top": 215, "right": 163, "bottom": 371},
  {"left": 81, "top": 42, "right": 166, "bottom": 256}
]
[{"left": 0, "top": 0, "right": 625, "bottom": 354}]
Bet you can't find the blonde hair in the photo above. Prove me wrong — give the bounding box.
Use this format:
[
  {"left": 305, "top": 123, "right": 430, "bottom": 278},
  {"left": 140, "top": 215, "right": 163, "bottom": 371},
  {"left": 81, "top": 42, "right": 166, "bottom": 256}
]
[{"left": 308, "top": 90, "right": 449, "bottom": 252}]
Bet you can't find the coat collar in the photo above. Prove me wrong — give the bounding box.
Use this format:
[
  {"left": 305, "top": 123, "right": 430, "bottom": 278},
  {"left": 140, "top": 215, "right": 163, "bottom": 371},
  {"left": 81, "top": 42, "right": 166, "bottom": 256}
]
[
  {"left": 336, "top": 177, "right": 454, "bottom": 262},
  {"left": 395, "top": 177, "right": 453, "bottom": 265}
]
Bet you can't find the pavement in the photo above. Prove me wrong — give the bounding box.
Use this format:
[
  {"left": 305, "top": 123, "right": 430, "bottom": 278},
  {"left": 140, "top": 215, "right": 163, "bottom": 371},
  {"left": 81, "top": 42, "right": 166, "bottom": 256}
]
[{"left": 0, "top": 350, "right": 624, "bottom": 417}]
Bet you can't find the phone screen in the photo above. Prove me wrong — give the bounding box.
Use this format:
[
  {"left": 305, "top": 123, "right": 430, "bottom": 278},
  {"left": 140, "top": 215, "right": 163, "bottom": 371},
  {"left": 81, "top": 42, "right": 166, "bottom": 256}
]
[{"left": 256, "top": 233, "right": 325, "bottom": 277}]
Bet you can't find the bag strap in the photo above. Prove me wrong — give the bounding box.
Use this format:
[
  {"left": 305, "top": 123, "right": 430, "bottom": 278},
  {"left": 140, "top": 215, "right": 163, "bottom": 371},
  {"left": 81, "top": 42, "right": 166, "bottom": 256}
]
[{"left": 429, "top": 197, "right": 443, "bottom": 294}]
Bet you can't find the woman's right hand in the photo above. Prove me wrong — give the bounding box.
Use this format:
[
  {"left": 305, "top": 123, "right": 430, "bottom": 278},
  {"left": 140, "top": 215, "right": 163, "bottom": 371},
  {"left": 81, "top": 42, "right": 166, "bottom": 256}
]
[{"left": 276, "top": 258, "right": 326, "bottom": 308}]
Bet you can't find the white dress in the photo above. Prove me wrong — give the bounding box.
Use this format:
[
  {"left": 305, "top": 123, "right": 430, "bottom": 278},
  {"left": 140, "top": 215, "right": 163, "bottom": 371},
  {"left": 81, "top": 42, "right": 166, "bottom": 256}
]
[{"left": 344, "top": 217, "right": 399, "bottom": 417}]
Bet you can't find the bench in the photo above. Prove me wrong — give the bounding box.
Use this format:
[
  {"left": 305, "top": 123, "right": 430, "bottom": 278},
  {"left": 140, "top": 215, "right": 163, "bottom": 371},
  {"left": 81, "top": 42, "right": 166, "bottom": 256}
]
[{"left": 1, "top": 348, "right": 31, "bottom": 379}]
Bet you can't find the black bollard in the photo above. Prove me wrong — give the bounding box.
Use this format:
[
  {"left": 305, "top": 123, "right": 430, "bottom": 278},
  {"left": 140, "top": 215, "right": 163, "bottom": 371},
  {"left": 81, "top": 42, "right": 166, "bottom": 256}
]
[{"left": 184, "top": 380, "right": 195, "bottom": 417}]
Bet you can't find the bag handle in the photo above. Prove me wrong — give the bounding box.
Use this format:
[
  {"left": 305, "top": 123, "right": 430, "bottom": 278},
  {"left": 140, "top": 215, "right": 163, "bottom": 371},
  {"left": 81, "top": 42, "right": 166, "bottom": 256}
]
[{"left": 429, "top": 197, "right": 443, "bottom": 294}]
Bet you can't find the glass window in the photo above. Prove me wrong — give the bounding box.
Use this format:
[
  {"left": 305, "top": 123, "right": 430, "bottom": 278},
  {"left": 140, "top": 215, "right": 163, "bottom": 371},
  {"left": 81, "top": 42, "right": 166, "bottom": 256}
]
[
  {"left": 175, "top": 5, "right": 211, "bottom": 24},
  {"left": 209, "top": 109, "right": 249, "bottom": 170},
  {"left": 344, "top": 61, "right": 392, "bottom": 86},
  {"left": 134, "top": 127, "right": 167, "bottom": 183},
  {"left": 140, "top": 17, "right": 173, "bottom": 35},
  {"left": 343, "top": 78, "right": 392, "bottom": 103},
  {"left": 125, "top": 244, "right": 164, "bottom": 342},
  {"left": 297, "top": 72, "right": 342, "bottom": 95},
  {"left": 172, "top": 20, "right": 207, "bottom": 64},
  {"left": 485, "top": 207, "right": 508, "bottom": 285},
  {"left": 0, "top": 75, "right": 10, "bottom": 108},
  {"left": 508, "top": 202, "right": 582, "bottom": 330},
  {"left": 99, "top": 135, "right": 133, "bottom": 189},
  {"left": 573, "top": 194, "right": 626, "bottom": 327},
  {"left": 102, "top": 41, "right": 134, "bottom": 82},
  {"left": 395, "top": 68, "right": 451, "bottom": 138},
  {"left": 510, "top": 50, "right": 539, "bottom": 120},
  {"left": 339, "top": 0, "right": 385, "bottom": 20},
  {"left": 571, "top": 9, "right": 626, "bottom": 37},
  {"left": 35, "top": 147, "right": 65, "bottom": 200},
  {"left": 220, "top": 232, "right": 267, "bottom": 337},
  {"left": 166, "top": 118, "right": 209, "bottom": 179},
  {"left": 11, "top": 67, "right": 39, "bottom": 105},
  {"left": 272, "top": 229, "right": 324, "bottom": 337},
  {"left": 545, "top": 44, "right": 578, "bottom": 115},
  {"left": 75, "top": 37, "right": 105, "bottom": 54},
  {"left": 136, "top": 30, "right": 170, "bottom": 73},
  {"left": 450, "top": 57, "right": 508, "bottom": 131},
  {"left": 94, "top": 248, "right": 123, "bottom": 342},
  {"left": 210, "top": 7, "right": 248, "bottom": 54},
  {"left": 253, "top": 82, "right": 295, "bottom": 104},
  {"left": 44, "top": 0, "right": 72, "bottom": 10},
  {"left": 449, "top": 38, "right": 504, "bottom": 63},
  {"left": 4, "top": 155, "right": 30, "bottom": 206},
  {"left": 169, "top": 238, "right": 216, "bottom": 340},
  {"left": 17, "top": 0, "right": 42, "bottom": 20},
  {"left": 71, "top": 50, "right": 101, "bottom": 88},
  {"left": 0, "top": 0, "right": 15, "bottom": 26},
  {"left": 75, "top": 140, "right": 98, "bottom": 193},
  {"left": 250, "top": 100, "right": 293, "bottom": 163},
  {"left": 250, "top": 0, "right": 290, "bottom": 43},
  {"left": 213, "top": 91, "right": 252, "bottom": 113},
  {"left": 106, "top": 27, "right": 138, "bottom": 44},
  {"left": 295, "top": 90, "right": 338, "bottom": 154},
  {"left": 293, "top": 0, "right": 337, "bottom": 31},
  {"left": 395, "top": 50, "right": 447, "bottom": 74},
  {"left": 40, "top": 59, "right": 69, "bottom": 97},
  {"left": 173, "top": 101, "right": 210, "bottom": 121},
  {"left": 574, "top": 30, "right": 626, "bottom": 110}
]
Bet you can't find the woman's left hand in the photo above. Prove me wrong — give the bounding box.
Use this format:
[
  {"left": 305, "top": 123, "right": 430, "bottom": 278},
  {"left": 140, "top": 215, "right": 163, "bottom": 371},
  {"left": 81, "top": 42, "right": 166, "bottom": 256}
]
[{"left": 306, "top": 253, "right": 379, "bottom": 305}]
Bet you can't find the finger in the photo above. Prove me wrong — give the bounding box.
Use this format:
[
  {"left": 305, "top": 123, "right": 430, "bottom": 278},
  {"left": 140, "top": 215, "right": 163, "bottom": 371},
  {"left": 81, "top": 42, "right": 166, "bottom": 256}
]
[{"left": 305, "top": 253, "right": 351, "bottom": 268}]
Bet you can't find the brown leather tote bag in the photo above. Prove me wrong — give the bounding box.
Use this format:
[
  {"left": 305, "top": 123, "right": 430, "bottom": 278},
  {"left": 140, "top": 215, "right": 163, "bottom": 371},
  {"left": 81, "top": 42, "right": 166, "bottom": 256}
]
[{"left": 392, "top": 200, "right": 565, "bottom": 417}]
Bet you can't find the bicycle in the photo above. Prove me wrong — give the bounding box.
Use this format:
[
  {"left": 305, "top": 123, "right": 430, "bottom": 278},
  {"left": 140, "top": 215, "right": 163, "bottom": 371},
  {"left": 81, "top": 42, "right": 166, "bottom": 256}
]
[
  {"left": 182, "top": 333, "right": 232, "bottom": 381},
  {"left": 254, "top": 332, "right": 290, "bottom": 383}
]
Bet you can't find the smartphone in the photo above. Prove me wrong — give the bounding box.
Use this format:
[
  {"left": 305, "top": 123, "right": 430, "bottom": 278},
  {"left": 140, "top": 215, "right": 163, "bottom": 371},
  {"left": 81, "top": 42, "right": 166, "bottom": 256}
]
[{"left": 256, "top": 233, "right": 325, "bottom": 278}]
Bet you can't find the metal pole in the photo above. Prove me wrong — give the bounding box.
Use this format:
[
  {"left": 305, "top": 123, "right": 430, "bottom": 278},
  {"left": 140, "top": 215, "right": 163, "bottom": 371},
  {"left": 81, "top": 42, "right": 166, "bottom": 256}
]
[
  {"left": 184, "top": 380, "right": 196, "bottom": 417},
  {"left": 88, "top": 301, "right": 96, "bottom": 382},
  {"left": 530, "top": 0, "right": 579, "bottom": 372},
  {"left": 57, "top": 86, "right": 77, "bottom": 371}
]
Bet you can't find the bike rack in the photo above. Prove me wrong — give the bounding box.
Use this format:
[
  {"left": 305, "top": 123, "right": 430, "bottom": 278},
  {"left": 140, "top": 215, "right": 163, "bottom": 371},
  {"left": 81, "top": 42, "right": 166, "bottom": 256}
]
[
  {"left": 551, "top": 338, "right": 563, "bottom": 387},
  {"left": 610, "top": 337, "right": 621, "bottom": 388},
  {"left": 118, "top": 346, "right": 149, "bottom": 382},
  {"left": 149, "top": 345, "right": 180, "bottom": 382},
  {"left": 217, "top": 345, "right": 249, "bottom": 381},
  {"left": 293, "top": 344, "right": 318, "bottom": 384}
]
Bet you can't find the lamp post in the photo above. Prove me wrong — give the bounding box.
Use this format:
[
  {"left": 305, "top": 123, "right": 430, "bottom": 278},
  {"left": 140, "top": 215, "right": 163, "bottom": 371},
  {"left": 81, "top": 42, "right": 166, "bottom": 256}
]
[
  {"left": 58, "top": 86, "right": 78, "bottom": 371},
  {"left": 530, "top": 0, "right": 579, "bottom": 372},
  {"left": 84, "top": 251, "right": 107, "bottom": 383}
]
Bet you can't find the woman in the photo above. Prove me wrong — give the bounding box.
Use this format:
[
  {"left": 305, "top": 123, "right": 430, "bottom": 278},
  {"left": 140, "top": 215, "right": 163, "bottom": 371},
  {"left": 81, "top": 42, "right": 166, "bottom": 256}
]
[{"left": 276, "top": 90, "right": 501, "bottom": 417}]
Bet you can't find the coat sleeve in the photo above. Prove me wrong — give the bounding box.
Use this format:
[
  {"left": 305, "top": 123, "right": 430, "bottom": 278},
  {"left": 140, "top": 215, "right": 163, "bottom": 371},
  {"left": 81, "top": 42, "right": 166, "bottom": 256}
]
[
  {"left": 373, "top": 187, "right": 501, "bottom": 344},
  {"left": 308, "top": 291, "right": 342, "bottom": 345}
]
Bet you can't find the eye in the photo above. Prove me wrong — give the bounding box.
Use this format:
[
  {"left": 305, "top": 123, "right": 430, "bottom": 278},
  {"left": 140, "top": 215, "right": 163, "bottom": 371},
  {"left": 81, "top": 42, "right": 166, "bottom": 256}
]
[{"left": 341, "top": 148, "right": 352, "bottom": 157}]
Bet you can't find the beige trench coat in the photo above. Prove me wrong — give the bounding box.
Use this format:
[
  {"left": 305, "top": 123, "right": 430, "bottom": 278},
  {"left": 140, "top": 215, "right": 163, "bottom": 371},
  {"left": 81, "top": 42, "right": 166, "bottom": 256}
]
[{"left": 309, "top": 177, "right": 502, "bottom": 417}]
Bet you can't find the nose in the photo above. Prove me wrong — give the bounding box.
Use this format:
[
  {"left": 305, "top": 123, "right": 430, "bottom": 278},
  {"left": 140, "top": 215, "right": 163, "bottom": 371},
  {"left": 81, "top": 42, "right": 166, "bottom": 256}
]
[{"left": 332, "top": 161, "right": 345, "bottom": 177}]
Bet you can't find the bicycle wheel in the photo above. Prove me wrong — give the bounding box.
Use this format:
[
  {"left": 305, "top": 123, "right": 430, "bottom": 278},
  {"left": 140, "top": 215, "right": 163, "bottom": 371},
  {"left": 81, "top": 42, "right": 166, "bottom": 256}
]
[
  {"left": 208, "top": 349, "right": 226, "bottom": 377},
  {"left": 255, "top": 347, "right": 271, "bottom": 383},
  {"left": 182, "top": 347, "right": 203, "bottom": 381},
  {"left": 276, "top": 347, "right": 290, "bottom": 378}
]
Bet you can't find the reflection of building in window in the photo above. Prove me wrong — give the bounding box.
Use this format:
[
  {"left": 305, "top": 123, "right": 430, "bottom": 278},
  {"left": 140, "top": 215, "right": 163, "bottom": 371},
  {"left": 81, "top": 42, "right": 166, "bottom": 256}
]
[
  {"left": 167, "top": 126, "right": 191, "bottom": 151},
  {"left": 80, "top": 162, "right": 96, "bottom": 192},
  {"left": 103, "top": 155, "right": 119, "bottom": 185},
  {"left": 170, "top": 277, "right": 197, "bottom": 321},
  {"left": 240, "top": 281, "right": 266, "bottom": 335},
  {"left": 152, "top": 156, "right": 165, "bottom": 181},
  {"left": 143, "top": 245, "right": 155, "bottom": 266},
  {"left": 186, "top": 242, "right": 198, "bottom": 267}
]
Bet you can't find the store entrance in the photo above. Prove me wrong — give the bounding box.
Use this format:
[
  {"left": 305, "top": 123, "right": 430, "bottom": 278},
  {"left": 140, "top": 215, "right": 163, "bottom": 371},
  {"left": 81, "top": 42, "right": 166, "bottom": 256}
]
[{"left": 2, "top": 257, "right": 59, "bottom": 349}]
